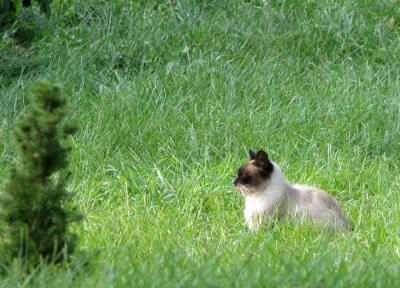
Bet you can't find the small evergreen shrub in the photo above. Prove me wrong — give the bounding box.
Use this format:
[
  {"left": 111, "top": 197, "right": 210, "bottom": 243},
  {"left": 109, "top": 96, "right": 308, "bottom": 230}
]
[{"left": 0, "top": 80, "right": 80, "bottom": 264}]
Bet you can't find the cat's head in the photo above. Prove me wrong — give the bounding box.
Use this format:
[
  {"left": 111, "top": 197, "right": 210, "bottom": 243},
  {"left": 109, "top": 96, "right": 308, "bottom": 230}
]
[{"left": 233, "top": 149, "right": 274, "bottom": 195}]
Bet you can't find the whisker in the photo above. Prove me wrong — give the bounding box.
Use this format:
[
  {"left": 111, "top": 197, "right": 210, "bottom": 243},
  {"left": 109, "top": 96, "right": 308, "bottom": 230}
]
[{"left": 237, "top": 185, "right": 250, "bottom": 195}]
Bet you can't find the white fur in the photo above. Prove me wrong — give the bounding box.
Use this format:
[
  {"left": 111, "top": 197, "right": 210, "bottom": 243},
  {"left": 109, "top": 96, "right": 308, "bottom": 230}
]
[{"left": 243, "top": 162, "right": 350, "bottom": 232}]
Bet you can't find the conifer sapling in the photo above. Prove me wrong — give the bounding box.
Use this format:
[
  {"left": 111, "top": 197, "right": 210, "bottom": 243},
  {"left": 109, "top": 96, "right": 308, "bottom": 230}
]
[{"left": 0, "top": 80, "right": 80, "bottom": 264}]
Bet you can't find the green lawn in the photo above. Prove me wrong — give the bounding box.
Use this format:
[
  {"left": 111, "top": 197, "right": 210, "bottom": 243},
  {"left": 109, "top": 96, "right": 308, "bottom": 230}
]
[{"left": 1, "top": 0, "right": 400, "bottom": 287}]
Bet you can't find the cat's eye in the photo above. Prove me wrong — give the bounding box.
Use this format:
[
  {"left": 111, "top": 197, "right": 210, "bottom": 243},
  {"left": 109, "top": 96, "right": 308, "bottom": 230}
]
[{"left": 241, "top": 174, "right": 252, "bottom": 183}]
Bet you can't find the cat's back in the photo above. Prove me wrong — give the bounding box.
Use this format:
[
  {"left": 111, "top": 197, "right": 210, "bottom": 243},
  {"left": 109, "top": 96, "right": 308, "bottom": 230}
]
[{"left": 292, "top": 184, "right": 339, "bottom": 210}]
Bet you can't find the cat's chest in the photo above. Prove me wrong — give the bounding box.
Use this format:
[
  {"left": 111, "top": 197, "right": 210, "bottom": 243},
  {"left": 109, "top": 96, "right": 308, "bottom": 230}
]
[
  {"left": 245, "top": 194, "right": 269, "bottom": 213},
  {"left": 244, "top": 189, "right": 283, "bottom": 213}
]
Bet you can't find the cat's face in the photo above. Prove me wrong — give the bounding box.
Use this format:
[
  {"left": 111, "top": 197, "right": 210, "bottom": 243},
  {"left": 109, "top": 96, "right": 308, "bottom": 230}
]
[{"left": 233, "top": 150, "right": 274, "bottom": 195}]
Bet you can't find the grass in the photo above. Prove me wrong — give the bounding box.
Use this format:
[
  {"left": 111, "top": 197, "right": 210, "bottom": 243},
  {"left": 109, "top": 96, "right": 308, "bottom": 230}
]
[{"left": 1, "top": 0, "right": 400, "bottom": 286}]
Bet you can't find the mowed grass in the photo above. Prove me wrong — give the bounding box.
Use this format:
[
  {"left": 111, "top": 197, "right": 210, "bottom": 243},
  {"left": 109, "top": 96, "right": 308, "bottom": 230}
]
[{"left": 1, "top": 0, "right": 400, "bottom": 287}]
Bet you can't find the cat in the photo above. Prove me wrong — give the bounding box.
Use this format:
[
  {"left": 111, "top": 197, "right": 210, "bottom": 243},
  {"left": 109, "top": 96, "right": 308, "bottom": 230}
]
[{"left": 233, "top": 149, "right": 351, "bottom": 232}]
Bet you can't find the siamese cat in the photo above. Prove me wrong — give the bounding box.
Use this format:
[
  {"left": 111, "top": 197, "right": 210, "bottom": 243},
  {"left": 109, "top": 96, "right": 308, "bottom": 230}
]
[{"left": 234, "top": 150, "right": 351, "bottom": 232}]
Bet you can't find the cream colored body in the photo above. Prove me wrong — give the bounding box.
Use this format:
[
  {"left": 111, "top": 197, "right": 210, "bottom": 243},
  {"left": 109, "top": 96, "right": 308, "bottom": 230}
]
[{"left": 243, "top": 162, "right": 350, "bottom": 231}]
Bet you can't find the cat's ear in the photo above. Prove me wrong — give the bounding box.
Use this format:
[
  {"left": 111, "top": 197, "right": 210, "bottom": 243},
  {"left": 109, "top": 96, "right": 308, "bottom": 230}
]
[
  {"left": 248, "top": 149, "right": 256, "bottom": 160},
  {"left": 255, "top": 150, "right": 269, "bottom": 166}
]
